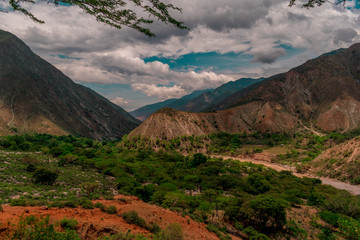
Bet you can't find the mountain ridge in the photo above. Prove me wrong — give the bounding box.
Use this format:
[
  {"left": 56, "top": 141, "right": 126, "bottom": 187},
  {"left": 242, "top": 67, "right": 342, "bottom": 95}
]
[
  {"left": 0, "top": 29, "right": 140, "bottom": 139},
  {"left": 130, "top": 43, "right": 360, "bottom": 139}
]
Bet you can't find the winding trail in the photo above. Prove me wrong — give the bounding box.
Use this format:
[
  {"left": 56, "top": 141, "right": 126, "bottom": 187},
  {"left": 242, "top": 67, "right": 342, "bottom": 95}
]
[{"left": 212, "top": 155, "right": 360, "bottom": 195}]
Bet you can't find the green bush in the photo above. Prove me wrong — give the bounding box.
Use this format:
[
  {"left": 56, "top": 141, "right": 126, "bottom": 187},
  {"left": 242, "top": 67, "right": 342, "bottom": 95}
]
[
  {"left": 106, "top": 205, "right": 118, "bottom": 214},
  {"left": 10, "top": 198, "right": 27, "bottom": 206},
  {"left": 32, "top": 168, "right": 58, "bottom": 185},
  {"left": 79, "top": 198, "right": 94, "bottom": 209},
  {"left": 11, "top": 215, "right": 80, "bottom": 240},
  {"left": 319, "top": 211, "right": 340, "bottom": 227},
  {"left": 250, "top": 195, "right": 287, "bottom": 230},
  {"left": 122, "top": 211, "right": 147, "bottom": 228},
  {"left": 59, "top": 218, "right": 78, "bottom": 230},
  {"left": 156, "top": 223, "right": 184, "bottom": 240},
  {"left": 338, "top": 217, "right": 360, "bottom": 240}
]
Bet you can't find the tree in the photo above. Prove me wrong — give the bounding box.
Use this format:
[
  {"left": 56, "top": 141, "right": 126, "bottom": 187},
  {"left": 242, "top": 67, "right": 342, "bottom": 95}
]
[
  {"left": 3, "top": 0, "right": 187, "bottom": 37},
  {"left": 289, "top": 0, "right": 347, "bottom": 8}
]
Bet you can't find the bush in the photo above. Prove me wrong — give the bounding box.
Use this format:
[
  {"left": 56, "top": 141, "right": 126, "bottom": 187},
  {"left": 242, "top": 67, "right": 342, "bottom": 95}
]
[
  {"left": 319, "top": 211, "right": 340, "bottom": 227},
  {"left": 60, "top": 218, "right": 78, "bottom": 230},
  {"left": 95, "top": 202, "right": 108, "bottom": 212},
  {"left": 79, "top": 198, "right": 94, "bottom": 209},
  {"left": 243, "top": 227, "right": 270, "bottom": 240},
  {"left": 338, "top": 217, "right": 360, "bottom": 240},
  {"left": 156, "top": 223, "right": 184, "bottom": 240},
  {"left": 122, "top": 211, "right": 147, "bottom": 228},
  {"left": 32, "top": 168, "right": 58, "bottom": 185},
  {"left": 11, "top": 215, "right": 80, "bottom": 240},
  {"left": 250, "top": 195, "right": 287, "bottom": 231},
  {"left": 106, "top": 205, "right": 118, "bottom": 214},
  {"left": 10, "top": 198, "right": 27, "bottom": 206}
]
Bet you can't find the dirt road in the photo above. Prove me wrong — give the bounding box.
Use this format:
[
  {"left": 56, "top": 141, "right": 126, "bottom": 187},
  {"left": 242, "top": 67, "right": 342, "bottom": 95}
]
[{"left": 213, "top": 155, "right": 360, "bottom": 195}]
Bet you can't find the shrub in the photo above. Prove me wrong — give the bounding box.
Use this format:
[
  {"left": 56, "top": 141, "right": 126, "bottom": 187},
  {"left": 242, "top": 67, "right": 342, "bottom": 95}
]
[
  {"left": 0, "top": 205, "right": 3, "bottom": 212},
  {"left": 319, "top": 211, "right": 340, "bottom": 227},
  {"left": 122, "top": 211, "right": 147, "bottom": 228},
  {"left": 106, "top": 205, "right": 118, "bottom": 214},
  {"left": 32, "top": 168, "right": 58, "bottom": 185},
  {"left": 59, "top": 218, "right": 78, "bottom": 230},
  {"left": 250, "top": 195, "right": 287, "bottom": 231},
  {"left": 11, "top": 215, "right": 80, "bottom": 240},
  {"left": 10, "top": 198, "right": 27, "bottom": 206},
  {"left": 79, "top": 198, "right": 94, "bottom": 209},
  {"left": 243, "top": 226, "right": 270, "bottom": 240},
  {"left": 26, "top": 164, "right": 37, "bottom": 172},
  {"left": 95, "top": 202, "right": 108, "bottom": 212},
  {"left": 338, "top": 217, "right": 360, "bottom": 240},
  {"left": 156, "top": 223, "right": 184, "bottom": 240}
]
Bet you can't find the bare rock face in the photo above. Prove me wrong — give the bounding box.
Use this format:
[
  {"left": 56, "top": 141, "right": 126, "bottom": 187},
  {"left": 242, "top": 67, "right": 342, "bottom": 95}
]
[
  {"left": 130, "top": 43, "right": 360, "bottom": 139},
  {"left": 0, "top": 30, "right": 140, "bottom": 139}
]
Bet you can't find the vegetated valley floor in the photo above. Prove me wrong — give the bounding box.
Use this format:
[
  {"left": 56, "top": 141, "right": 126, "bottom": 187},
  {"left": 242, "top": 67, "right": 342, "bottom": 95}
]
[{"left": 1, "top": 133, "right": 360, "bottom": 239}]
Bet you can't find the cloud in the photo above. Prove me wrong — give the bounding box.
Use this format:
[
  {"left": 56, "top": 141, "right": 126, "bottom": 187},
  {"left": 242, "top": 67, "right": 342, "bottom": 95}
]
[
  {"left": 333, "top": 28, "right": 358, "bottom": 44},
  {"left": 1, "top": 0, "right": 360, "bottom": 109},
  {"left": 131, "top": 83, "right": 186, "bottom": 99},
  {"left": 251, "top": 47, "right": 287, "bottom": 64},
  {"left": 111, "top": 97, "right": 129, "bottom": 106}
]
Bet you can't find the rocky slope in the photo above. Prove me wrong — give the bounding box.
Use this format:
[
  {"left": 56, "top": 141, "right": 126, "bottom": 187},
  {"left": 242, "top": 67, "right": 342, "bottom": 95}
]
[
  {"left": 0, "top": 30, "right": 140, "bottom": 139},
  {"left": 130, "top": 43, "right": 360, "bottom": 139},
  {"left": 310, "top": 137, "right": 360, "bottom": 183}
]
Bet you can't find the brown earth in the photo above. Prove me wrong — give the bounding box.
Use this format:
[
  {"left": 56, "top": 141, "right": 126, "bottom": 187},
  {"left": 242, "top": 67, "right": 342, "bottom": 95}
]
[{"left": 0, "top": 195, "right": 242, "bottom": 240}]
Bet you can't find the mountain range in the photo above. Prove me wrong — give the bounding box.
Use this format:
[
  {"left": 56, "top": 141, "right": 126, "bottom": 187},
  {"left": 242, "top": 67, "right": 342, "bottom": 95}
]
[
  {"left": 130, "top": 43, "right": 360, "bottom": 139},
  {"left": 0, "top": 30, "right": 140, "bottom": 140},
  {"left": 130, "top": 78, "right": 264, "bottom": 121}
]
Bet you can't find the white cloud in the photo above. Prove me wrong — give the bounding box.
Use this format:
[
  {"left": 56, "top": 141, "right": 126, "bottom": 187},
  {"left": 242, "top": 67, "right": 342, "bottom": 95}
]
[
  {"left": 111, "top": 97, "right": 129, "bottom": 106},
  {"left": 131, "top": 84, "right": 186, "bottom": 99}
]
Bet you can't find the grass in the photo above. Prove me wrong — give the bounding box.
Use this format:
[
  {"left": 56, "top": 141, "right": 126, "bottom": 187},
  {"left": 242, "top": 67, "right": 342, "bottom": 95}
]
[{"left": 0, "top": 150, "right": 115, "bottom": 205}]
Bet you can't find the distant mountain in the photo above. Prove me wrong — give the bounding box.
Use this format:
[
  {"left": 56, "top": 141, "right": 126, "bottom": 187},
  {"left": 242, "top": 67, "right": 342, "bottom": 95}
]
[
  {"left": 131, "top": 77, "right": 264, "bottom": 121},
  {"left": 130, "top": 89, "right": 211, "bottom": 121},
  {"left": 130, "top": 43, "right": 360, "bottom": 139},
  {"left": 0, "top": 30, "right": 140, "bottom": 139},
  {"left": 176, "top": 77, "right": 264, "bottom": 112}
]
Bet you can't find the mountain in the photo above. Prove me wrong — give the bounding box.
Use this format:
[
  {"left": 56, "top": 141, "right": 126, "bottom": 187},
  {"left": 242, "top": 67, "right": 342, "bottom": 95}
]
[
  {"left": 130, "top": 89, "right": 211, "bottom": 121},
  {"left": 130, "top": 78, "right": 264, "bottom": 121},
  {"left": 175, "top": 77, "right": 264, "bottom": 112},
  {"left": 130, "top": 43, "right": 360, "bottom": 139},
  {"left": 0, "top": 30, "right": 140, "bottom": 139}
]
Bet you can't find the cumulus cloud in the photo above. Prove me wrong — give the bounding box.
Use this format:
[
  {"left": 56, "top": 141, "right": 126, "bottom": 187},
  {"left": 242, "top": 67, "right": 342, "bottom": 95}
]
[
  {"left": 333, "top": 28, "right": 358, "bottom": 44},
  {"left": 132, "top": 84, "right": 186, "bottom": 99},
  {"left": 111, "top": 97, "right": 128, "bottom": 106},
  {"left": 251, "top": 47, "right": 287, "bottom": 64}
]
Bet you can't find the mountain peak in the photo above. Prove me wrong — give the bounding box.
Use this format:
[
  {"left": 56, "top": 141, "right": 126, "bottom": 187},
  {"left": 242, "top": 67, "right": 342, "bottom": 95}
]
[{"left": 0, "top": 30, "right": 139, "bottom": 139}]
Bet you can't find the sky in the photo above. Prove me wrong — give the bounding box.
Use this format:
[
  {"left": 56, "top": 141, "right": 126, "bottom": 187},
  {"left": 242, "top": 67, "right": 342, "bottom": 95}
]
[{"left": 1, "top": 0, "right": 360, "bottom": 111}]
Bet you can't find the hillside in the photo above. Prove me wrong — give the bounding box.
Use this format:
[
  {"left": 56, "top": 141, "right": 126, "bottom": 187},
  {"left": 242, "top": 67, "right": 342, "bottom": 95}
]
[
  {"left": 0, "top": 30, "right": 140, "bottom": 139},
  {"left": 310, "top": 137, "right": 360, "bottom": 183},
  {"left": 130, "top": 43, "right": 360, "bottom": 139}
]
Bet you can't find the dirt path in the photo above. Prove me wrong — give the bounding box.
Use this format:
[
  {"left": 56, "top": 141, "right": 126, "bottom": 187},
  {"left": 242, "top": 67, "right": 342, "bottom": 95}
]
[{"left": 213, "top": 155, "right": 360, "bottom": 195}]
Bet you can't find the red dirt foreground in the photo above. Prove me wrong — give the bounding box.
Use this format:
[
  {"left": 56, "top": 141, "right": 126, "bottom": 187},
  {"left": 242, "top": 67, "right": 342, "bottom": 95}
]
[{"left": 0, "top": 195, "right": 243, "bottom": 240}]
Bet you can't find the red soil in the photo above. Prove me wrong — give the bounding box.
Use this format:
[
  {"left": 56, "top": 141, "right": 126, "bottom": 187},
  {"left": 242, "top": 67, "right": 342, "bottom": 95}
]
[{"left": 0, "top": 195, "right": 243, "bottom": 240}]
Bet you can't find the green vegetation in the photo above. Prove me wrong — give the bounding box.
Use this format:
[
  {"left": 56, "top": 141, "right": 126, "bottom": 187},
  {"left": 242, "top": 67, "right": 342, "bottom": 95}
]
[
  {"left": 11, "top": 215, "right": 80, "bottom": 240},
  {"left": 1, "top": 132, "right": 360, "bottom": 239}
]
